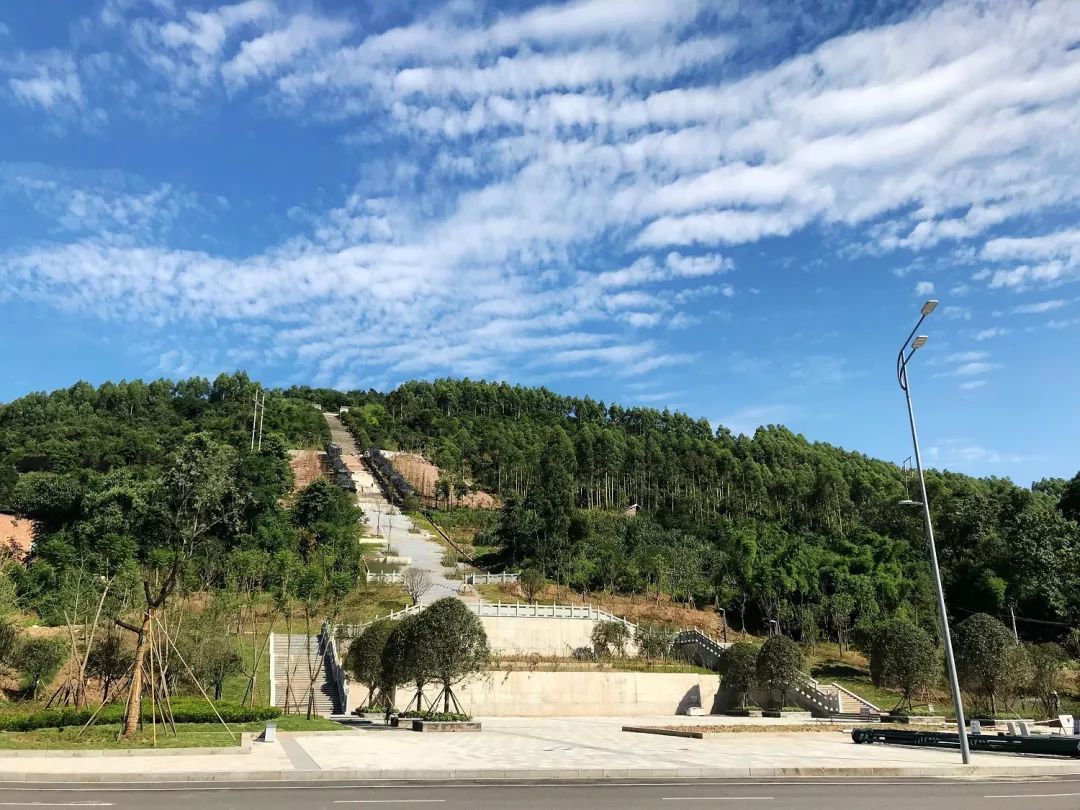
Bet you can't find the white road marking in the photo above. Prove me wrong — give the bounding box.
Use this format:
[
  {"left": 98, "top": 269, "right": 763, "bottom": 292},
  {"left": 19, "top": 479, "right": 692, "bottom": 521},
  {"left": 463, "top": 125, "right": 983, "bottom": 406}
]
[
  {"left": 0, "top": 804, "right": 113, "bottom": 807},
  {"left": 662, "top": 799, "right": 773, "bottom": 802},
  {"left": 334, "top": 802, "right": 445, "bottom": 805},
  {"left": 986, "top": 793, "right": 1080, "bottom": 799}
]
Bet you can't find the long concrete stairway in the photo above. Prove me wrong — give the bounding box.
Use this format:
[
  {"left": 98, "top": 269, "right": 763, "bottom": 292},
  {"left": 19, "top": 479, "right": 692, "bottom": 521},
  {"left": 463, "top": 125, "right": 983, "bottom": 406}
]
[{"left": 270, "top": 633, "right": 340, "bottom": 716}]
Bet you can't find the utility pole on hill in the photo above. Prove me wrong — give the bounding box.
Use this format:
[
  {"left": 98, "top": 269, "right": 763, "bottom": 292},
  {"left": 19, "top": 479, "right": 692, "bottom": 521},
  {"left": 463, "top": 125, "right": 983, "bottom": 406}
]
[{"left": 250, "top": 389, "right": 266, "bottom": 452}]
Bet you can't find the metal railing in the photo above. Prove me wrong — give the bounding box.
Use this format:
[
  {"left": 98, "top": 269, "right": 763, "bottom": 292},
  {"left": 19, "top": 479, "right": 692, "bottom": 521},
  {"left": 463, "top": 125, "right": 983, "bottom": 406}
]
[{"left": 320, "top": 620, "right": 348, "bottom": 714}]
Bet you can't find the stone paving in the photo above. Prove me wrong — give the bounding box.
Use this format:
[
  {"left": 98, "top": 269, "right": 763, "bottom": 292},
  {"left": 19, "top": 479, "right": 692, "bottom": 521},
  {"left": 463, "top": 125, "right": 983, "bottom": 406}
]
[
  {"left": 2, "top": 718, "right": 1078, "bottom": 781},
  {"left": 292, "top": 716, "right": 1080, "bottom": 776}
]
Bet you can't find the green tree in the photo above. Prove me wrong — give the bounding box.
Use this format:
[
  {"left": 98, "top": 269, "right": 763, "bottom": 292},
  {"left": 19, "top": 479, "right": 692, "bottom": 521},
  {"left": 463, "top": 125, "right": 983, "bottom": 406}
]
[
  {"left": 86, "top": 634, "right": 131, "bottom": 703},
  {"left": 19, "top": 637, "right": 66, "bottom": 700},
  {"left": 1026, "top": 642, "right": 1066, "bottom": 718},
  {"left": 115, "top": 433, "right": 245, "bottom": 737},
  {"left": 755, "top": 636, "right": 804, "bottom": 709},
  {"left": 189, "top": 634, "right": 244, "bottom": 701},
  {"left": 381, "top": 614, "right": 431, "bottom": 713},
  {"left": 591, "top": 620, "right": 631, "bottom": 659},
  {"left": 518, "top": 568, "right": 546, "bottom": 604},
  {"left": 415, "top": 598, "right": 490, "bottom": 715},
  {"left": 347, "top": 619, "right": 395, "bottom": 709},
  {"left": 635, "top": 625, "right": 675, "bottom": 662},
  {"left": 868, "top": 618, "right": 939, "bottom": 713},
  {"left": 720, "top": 642, "right": 758, "bottom": 708},
  {"left": 953, "top": 613, "right": 1016, "bottom": 715}
]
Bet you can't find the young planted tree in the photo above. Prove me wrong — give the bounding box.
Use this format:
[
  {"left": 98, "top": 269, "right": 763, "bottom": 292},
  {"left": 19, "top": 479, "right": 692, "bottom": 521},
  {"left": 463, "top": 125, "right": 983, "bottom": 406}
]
[
  {"left": 635, "top": 625, "right": 675, "bottom": 662},
  {"left": 114, "top": 433, "right": 245, "bottom": 738},
  {"left": 346, "top": 619, "right": 395, "bottom": 709},
  {"left": 720, "top": 642, "right": 758, "bottom": 708},
  {"left": 381, "top": 613, "right": 431, "bottom": 712},
  {"left": 518, "top": 568, "right": 546, "bottom": 605},
  {"left": 402, "top": 568, "right": 433, "bottom": 606},
  {"left": 190, "top": 634, "right": 244, "bottom": 701},
  {"left": 86, "top": 634, "right": 132, "bottom": 703},
  {"left": 755, "top": 635, "right": 804, "bottom": 709},
  {"left": 19, "top": 637, "right": 67, "bottom": 701},
  {"left": 591, "top": 620, "right": 631, "bottom": 659},
  {"left": 1027, "top": 642, "right": 1068, "bottom": 718},
  {"left": 416, "top": 598, "right": 489, "bottom": 716},
  {"left": 953, "top": 613, "right": 1016, "bottom": 715},
  {"left": 869, "top": 618, "right": 939, "bottom": 714}
]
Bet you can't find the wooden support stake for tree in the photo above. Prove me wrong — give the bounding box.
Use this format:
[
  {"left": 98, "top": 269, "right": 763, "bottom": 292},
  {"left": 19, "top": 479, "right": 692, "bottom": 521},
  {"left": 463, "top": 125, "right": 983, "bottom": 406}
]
[{"left": 161, "top": 622, "right": 236, "bottom": 742}]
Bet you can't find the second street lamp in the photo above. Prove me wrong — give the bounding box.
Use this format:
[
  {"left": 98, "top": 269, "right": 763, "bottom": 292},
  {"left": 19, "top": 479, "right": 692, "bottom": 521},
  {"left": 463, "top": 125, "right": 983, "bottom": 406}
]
[{"left": 896, "top": 299, "right": 971, "bottom": 764}]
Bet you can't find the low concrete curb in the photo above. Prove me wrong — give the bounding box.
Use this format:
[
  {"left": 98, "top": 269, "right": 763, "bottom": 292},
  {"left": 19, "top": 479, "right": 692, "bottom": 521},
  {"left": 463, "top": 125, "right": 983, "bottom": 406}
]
[
  {"left": 2, "top": 759, "right": 1080, "bottom": 783},
  {"left": 0, "top": 733, "right": 253, "bottom": 759}
]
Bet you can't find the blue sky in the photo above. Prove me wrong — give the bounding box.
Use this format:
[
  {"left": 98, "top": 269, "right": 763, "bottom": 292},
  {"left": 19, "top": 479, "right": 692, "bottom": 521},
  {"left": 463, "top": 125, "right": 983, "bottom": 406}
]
[{"left": 1, "top": 0, "right": 1079, "bottom": 485}]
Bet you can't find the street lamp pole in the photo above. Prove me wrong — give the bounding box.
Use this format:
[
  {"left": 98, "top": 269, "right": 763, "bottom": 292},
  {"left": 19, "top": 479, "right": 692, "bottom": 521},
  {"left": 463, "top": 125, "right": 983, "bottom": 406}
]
[{"left": 897, "top": 299, "right": 970, "bottom": 764}]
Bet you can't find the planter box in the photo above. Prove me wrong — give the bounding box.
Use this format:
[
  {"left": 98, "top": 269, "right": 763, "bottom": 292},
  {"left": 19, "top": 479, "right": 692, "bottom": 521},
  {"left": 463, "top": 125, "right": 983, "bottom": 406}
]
[
  {"left": 412, "top": 720, "right": 481, "bottom": 733},
  {"left": 718, "top": 709, "right": 763, "bottom": 717},
  {"left": 762, "top": 711, "right": 813, "bottom": 720}
]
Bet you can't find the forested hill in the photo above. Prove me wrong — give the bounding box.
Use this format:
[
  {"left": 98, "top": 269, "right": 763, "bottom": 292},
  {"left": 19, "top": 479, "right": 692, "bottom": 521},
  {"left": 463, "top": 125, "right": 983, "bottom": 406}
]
[
  {"left": 2, "top": 375, "right": 1078, "bottom": 639},
  {"left": 298, "top": 378, "right": 1080, "bottom": 637}
]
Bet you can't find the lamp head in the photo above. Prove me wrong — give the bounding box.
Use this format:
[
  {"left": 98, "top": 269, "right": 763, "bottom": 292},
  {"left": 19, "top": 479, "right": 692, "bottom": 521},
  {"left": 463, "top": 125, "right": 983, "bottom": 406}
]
[
  {"left": 911, "top": 335, "right": 928, "bottom": 351},
  {"left": 921, "top": 299, "right": 939, "bottom": 316},
  {"left": 899, "top": 499, "right": 923, "bottom": 507}
]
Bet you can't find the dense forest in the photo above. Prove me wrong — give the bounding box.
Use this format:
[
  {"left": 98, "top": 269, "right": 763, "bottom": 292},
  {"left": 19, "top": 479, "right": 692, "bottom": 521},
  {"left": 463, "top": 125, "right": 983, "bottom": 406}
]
[
  {"left": 309, "top": 378, "right": 1080, "bottom": 644},
  {"left": 2, "top": 375, "right": 1079, "bottom": 654}
]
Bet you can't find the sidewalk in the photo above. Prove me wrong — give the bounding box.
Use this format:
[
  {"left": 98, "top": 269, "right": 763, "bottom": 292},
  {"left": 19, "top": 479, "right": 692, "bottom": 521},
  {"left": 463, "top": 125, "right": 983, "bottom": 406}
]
[{"left": 2, "top": 716, "right": 1079, "bottom": 782}]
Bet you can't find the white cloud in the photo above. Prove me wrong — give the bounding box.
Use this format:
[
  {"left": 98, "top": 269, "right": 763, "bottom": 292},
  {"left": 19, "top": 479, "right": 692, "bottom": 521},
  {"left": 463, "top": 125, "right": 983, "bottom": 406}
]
[
  {"left": 958, "top": 379, "right": 987, "bottom": 390},
  {"left": 4, "top": 52, "right": 84, "bottom": 112},
  {"left": 4, "top": 0, "right": 1080, "bottom": 387},
  {"left": 1012, "top": 299, "right": 1066, "bottom": 314},
  {"left": 915, "top": 280, "right": 935, "bottom": 296},
  {"left": 716, "top": 404, "right": 796, "bottom": 437},
  {"left": 667, "top": 312, "right": 700, "bottom": 330},
  {"left": 973, "top": 327, "right": 1011, "bottom": 341},
  {"left": 952, "top": 361, "right": 999, "bottom": 376},
  {"left": 947, "top": 351, "right": 987, "bottom": 362}
]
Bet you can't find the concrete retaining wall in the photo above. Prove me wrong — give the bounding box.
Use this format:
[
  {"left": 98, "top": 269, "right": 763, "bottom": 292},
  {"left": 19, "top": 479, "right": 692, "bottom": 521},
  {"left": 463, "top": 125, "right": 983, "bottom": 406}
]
[
  {"left": 480, "top": 615, "right": 599, "bottom": 656},
  {"left": 377, "top": 671, "right": 721, "bottom": 717}
]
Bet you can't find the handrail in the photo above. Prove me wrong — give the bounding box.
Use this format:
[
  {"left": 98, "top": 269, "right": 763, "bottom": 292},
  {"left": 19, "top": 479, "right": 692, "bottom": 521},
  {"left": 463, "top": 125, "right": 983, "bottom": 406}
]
[
  {"left": 321, "top": 619, "right": 348, "bottom": 714},
  {"left": 830, "top": 681, "right": 883, "bottom": 713}
]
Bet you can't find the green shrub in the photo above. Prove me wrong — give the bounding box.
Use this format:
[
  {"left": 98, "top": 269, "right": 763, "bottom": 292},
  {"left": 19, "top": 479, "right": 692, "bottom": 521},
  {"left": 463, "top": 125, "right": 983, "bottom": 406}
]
[
  {"left": 0, "top": 700, "right": 280, "bottom": 732},
  {"left": 397, "top": 710, "right": 471, "bottom": 721}
]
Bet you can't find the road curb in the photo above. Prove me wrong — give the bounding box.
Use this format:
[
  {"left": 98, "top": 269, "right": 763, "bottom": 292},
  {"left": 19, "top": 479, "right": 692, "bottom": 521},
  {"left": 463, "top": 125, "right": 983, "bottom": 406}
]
[{"left": 3, "top": 761, "right": 1080, "bottom": 783}]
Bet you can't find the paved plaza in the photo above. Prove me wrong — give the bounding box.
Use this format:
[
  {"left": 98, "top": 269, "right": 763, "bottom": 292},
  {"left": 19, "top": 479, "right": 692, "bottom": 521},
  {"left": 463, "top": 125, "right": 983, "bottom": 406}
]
[{"left": 2, "top": 716, "right": 1078, "bottom": 781}]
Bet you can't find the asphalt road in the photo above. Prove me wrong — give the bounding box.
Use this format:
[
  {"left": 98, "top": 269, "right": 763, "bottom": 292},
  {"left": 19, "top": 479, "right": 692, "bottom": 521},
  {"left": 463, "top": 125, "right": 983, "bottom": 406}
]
[{"left": 4, "top": 778, "right": 1080, "bottom": 809}]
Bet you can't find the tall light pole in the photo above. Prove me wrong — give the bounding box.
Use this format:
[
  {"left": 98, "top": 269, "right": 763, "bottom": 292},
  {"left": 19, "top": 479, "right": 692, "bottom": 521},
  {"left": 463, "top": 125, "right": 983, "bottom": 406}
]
[{"left": 897, "top": 299, "right": 970, "bottom": 764}]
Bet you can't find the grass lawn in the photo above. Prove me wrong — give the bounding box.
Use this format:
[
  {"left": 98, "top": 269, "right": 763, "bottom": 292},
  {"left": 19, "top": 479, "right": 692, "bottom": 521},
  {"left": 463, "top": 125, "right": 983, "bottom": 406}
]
[{"left": 0, "top": 715, "right": 339, "bottom": 750}]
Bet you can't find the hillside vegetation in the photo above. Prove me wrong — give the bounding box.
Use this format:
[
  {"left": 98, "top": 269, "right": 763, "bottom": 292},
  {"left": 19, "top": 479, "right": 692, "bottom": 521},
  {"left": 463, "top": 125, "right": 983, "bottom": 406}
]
[
  {"left": 1, "top": 374, "right": 1078, "bottom": 724},
  {"left": 293, "top": 378, "right": 1080, "bottom": 644}
]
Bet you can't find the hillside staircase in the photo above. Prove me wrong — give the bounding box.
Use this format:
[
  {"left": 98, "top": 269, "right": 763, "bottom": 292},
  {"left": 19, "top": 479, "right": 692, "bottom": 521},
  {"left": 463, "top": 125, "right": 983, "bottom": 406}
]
[
  {"left": 270, "top": 633, "right": 342, "bottom": 716},
  {"left": 670, "top": 629, "right": 882, "bottom": 720}
]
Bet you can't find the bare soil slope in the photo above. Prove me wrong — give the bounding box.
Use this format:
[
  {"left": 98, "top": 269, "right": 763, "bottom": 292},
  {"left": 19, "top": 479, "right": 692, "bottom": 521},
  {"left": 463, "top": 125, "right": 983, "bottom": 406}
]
[{"left": 386, "top": 451, "right": 499, "bottom": 508}]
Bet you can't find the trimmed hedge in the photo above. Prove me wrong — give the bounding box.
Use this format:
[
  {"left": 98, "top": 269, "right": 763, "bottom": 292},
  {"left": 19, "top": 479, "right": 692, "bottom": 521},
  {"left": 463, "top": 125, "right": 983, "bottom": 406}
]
[
  {"left": 397, "top": 710, "right": 471, "bottom": 722},
  {"left": 0, "top": 700, "right": 280, "bottom": 732}
]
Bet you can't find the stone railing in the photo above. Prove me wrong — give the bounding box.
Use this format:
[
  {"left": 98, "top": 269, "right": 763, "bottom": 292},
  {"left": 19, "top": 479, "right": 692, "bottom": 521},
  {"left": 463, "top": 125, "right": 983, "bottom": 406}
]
[
  {"left": 791, "top": 673, "right": 840, "bottom": 715},
  {"left": 472, "top": 601, "right": 636, "bottom": 629},
  {"left": 465, "top": 572, "right": 520, "bottom": 585},
  {"left": 333, "top": 600, "right": 636, "bottom": 639},
  {"left": 366, "top": 571, "right": 404, "bottom": 584}
]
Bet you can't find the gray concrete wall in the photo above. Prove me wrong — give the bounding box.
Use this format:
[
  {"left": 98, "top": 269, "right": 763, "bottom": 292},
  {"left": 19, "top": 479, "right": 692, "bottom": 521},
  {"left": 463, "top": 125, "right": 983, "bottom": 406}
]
[
  {"left": 382, "top": 671, "right": 721, "bottom": 717},
  {"left": 481, "top": 615, "right": 599, "bottom": 656}
]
